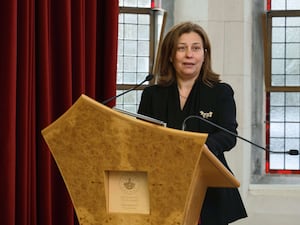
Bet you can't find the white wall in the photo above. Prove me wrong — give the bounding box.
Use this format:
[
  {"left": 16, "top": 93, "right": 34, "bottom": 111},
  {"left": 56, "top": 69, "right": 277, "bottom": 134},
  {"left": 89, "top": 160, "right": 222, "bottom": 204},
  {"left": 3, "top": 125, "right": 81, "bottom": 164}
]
[
  {"left": 174, "top": 0, "right": 252, "bottom": 195},
  {"left": 173, "top": 0, "right": 300, "bottom": 224}
]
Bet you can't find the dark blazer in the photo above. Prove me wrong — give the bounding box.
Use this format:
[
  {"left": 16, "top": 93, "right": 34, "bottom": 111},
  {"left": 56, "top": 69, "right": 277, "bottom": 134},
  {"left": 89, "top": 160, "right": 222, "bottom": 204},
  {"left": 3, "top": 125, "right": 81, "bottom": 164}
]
[{"left": 138, "top": 80, "right": 247, "bottom": 225}]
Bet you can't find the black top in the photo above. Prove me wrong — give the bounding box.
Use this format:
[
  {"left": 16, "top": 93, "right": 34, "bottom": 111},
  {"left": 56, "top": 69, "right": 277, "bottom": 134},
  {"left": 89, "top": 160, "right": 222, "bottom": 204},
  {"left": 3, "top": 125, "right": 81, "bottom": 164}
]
[{"left": 138, "top": 80, "right": 247, "bottom": 225}]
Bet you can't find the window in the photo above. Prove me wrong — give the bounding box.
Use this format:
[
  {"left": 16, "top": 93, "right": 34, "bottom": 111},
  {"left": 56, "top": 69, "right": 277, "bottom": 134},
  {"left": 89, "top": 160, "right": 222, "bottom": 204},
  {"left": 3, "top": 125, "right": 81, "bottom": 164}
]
[
  {"left": 116, "top": 0, "right": 166, "bottom": 113},
  {"left": 265, "top": 0, "right": 300, "bottom": 173}
]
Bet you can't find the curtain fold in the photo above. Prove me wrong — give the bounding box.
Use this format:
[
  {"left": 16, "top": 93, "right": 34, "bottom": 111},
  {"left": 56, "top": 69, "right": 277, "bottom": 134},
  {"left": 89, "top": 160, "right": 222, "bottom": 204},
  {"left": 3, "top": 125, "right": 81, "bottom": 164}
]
[
  {"left": 96, "top": 2, "right": 119, "bottom": 106},
  {"left": 16, "top": 0, "right": 36, "bottom": 225},
  {"left": 0, "top": 1, "right": 18, "bottom": 225},
  {"left": 0, "top": 0, "right": 119, "bottom": 224}
]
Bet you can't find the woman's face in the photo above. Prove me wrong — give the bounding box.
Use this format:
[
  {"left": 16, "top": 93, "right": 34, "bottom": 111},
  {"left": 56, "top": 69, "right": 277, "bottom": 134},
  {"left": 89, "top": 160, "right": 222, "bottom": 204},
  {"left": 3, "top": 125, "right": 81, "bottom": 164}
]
[{"left": 173, "top": 31, "right": 205, "bottom": 81}]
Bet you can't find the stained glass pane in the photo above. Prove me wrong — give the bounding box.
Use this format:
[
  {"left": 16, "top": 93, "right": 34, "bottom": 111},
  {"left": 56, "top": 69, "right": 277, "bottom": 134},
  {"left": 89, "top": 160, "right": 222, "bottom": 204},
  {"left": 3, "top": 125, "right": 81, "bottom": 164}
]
[
  {"left": 286, "top": 28, "right": 300, "bottom": 42},
  {"left": 270, "top": 122, "right": 285, "bottom": 137},
  {"left": 124, "top": 40, "right": 138, "bottom": 56},
  {"left": 270, "top": 138, "right": 284, "bottom": 151},
  {"left": 124, "top": 24, "right": 138, "bottom": 40},
  {"left": 286, "top": 107, "right": 300, "bottom": 121},
  {"left": 286, "top": 75, "right": 300, "bottom": 86},
  {"left": 270, "top": 106, "right": 284, "bottom": 121},
  {"left": 286, "top": 17, "right": 300, "bottom": 26},
  {"left": 285, "top": 123, "right": 300, "bottom": 137},
  {"left": 271, "top": 59, "right": 285, "bottom": 74},
  {"left": 272, "top": 43, "right": 285, "bottom": 58},
  {"left": 138, "top": 14, "right": 150, "bottom": 24},
  {"left": 270, "top": 92, "right": 285, "bottom": 105},
  {"left": 286, "top": 59, "right": 300, "bottom": 74},
  {"left": 137, "top": 57, "right": 149, "bottom": 72},
  {"left": 286, "top": 92, "right": 300, "bottom": 105},
  {"left": 123, "top": 56, "right": 137, "bottom": 72},
  {"left": 271, "top": 15, "right": 300, "bottom": 87},
  {"left": 115, "top": 90, "right": 143, "bottom": 113},
  {"left": 286, "top": 43, "right": 300, "bottom": 58},
  {"left": 272, "top": 17, "right": 285, "bottom": 26},
  {"left": 271, "top": 75, "right": 285, "bottom": 86},
  {"left": 287, "top": 0, "right": 300, "bottom": 10},
  {"left": 138, "top": 41, "right": 150, "bottom": 56},
  {"left": 269, "top": 92, "right": 300, "bottom": 171},
  {"left": 272, "top": 27, "right": 285, "bottom": 42},
  {"left": 272, "top": 0, "right": 300, "bottom": 10},
  {"left": 119, "top": 0, "right": 151, "bottom": 8},
  {"left": 270, "top": 154, "right": 284, "bottom": 169},
  {"left": 138, "top": 24, "right": 150, "bottom": 40},
  {"left": 271, "top": 0, "right": 286, "bottom": 10},
  {"left": 125, "top": 14, "right": 138, "bottom": 23},
  {"left": 123, "top": 72, "right": 137, "bottom": 83}
]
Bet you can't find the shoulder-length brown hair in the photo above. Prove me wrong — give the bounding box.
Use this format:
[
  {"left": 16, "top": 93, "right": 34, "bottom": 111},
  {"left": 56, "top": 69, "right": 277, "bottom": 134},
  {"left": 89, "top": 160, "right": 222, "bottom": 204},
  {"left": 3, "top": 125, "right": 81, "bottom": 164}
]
[{"left": 156, "top": 21, "right": 220, "bottom": 87}]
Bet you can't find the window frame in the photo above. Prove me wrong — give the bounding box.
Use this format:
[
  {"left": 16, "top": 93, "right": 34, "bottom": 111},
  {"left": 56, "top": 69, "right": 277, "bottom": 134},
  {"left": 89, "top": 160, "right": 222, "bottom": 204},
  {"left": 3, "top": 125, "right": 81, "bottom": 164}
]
[
  {"left": 264, "top": 10, "right": 300, "bottom": 174},
  {"left": 116, "top": 6, "right": 166, "bottom": 112},
  {"left": 265, "top": 10, "right": 300, "bottom": 92},
  {"left": 118, "top": 6, "right": 155, "bottom": 92}
]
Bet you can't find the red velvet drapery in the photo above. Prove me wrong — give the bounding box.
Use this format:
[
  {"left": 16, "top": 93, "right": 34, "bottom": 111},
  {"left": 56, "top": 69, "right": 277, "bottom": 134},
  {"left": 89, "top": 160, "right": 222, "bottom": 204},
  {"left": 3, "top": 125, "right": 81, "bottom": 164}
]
[{"left": 0, "top": 1, "right": 119, "bottom": 225}]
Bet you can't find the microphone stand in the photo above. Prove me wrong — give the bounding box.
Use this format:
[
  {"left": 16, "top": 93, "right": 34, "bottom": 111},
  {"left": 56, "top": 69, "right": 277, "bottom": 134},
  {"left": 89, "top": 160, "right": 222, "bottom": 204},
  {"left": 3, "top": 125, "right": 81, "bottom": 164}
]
[
  {"left": 102, "top": 74, "right": 154, "bottom": 105},
  {"left": 101, "top": 73, "right": 166, "bottom": 126},
  {"left": 182, "top": 115, "right": 299, "bottom": 156}
]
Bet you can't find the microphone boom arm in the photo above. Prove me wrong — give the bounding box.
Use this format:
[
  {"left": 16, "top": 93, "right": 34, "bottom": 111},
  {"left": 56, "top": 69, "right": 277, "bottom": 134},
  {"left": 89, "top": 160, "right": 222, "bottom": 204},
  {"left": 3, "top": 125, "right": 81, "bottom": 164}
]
[
  {"left": 182, "top": 115, "right": 299, "bottom": 156},
  {"left": 102, "top": 74, "right": 154, "bottom": 105}
]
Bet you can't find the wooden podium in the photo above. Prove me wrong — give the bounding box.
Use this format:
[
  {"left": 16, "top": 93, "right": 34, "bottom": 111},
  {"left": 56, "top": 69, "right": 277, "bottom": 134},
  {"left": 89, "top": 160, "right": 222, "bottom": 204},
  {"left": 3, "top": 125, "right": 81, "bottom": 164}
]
[{"left": 41, "top": 94, "right": 240, "bottom": 225}]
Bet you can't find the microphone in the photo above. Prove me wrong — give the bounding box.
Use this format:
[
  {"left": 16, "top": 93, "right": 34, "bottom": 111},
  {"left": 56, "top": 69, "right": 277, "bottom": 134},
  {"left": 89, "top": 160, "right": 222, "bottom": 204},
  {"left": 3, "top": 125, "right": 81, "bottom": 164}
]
[
  {"left": 182, "top": 115, "right": 299, "bottom": 156},
  {"left": 102, "top": 74, "right": 154, "bottom": 105},
  {"left": 101, "top": 73, "right": 166, "bottom": 126}
]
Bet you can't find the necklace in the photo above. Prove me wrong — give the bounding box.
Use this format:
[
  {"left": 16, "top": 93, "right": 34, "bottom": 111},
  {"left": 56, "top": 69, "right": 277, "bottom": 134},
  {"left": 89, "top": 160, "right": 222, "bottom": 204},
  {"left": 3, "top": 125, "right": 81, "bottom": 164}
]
[
  {"left": 180, "top": 94, "right": 188, "bottom": 99},
  {"left": 178, "top": 85, "right": 190, "bottom": 100}
]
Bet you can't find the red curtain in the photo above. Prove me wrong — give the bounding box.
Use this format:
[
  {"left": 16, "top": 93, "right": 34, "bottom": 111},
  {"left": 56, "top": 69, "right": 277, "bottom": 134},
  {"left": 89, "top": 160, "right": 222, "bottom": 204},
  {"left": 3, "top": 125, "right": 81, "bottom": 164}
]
[{"left": 0, "top": 1, "right": 119, "bottom": 225}]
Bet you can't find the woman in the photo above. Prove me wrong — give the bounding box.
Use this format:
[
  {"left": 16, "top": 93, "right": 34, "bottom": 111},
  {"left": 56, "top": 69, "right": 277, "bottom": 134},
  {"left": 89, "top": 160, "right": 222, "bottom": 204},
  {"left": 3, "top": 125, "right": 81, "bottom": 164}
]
[{"left": 138, "top": 22, "right": 247, "bottom": 225}]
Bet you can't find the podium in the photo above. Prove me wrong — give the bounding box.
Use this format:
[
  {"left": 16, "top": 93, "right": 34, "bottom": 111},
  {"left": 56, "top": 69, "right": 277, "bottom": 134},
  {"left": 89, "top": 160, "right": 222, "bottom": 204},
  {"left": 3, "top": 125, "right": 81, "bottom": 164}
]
[{"left": 41, "top": 94, "right": 240, "bottom": 225}]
